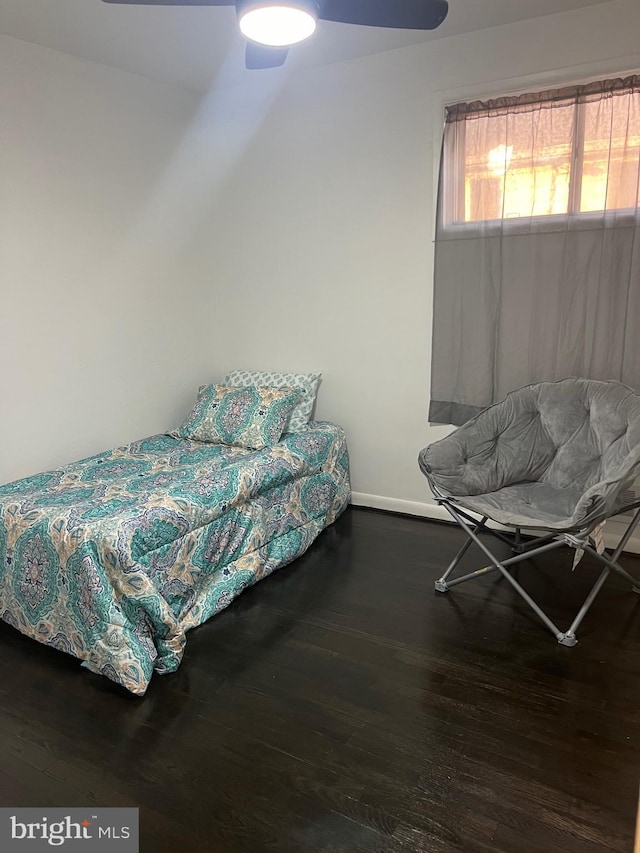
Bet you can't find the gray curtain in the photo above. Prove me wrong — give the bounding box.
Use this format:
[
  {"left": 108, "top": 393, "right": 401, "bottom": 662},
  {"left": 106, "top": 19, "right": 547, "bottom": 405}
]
[{"left": 430, "top": 76, "right": 640, "bottom": 425}]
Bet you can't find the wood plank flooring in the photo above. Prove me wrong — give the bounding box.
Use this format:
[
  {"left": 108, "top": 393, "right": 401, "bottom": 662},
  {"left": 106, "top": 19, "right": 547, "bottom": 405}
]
[{"left": 0, "top": 506, "right": 639, "bottom": 852}]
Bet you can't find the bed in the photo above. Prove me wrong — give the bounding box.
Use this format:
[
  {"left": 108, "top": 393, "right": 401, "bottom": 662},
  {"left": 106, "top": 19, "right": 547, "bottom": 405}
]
[{"left": 0, "top": 376, "right": 350, "bottom": 696}]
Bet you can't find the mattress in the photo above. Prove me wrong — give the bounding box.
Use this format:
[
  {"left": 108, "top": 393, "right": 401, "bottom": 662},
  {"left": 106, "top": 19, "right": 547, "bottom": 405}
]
[{"left": 0, "top": 422, "right": 350, "bottom": 695}]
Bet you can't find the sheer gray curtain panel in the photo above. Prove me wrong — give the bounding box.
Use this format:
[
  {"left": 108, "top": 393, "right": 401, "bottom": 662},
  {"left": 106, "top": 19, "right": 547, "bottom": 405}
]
[{"left": 429, "top": 75, "right": 640, "bottom": 425}]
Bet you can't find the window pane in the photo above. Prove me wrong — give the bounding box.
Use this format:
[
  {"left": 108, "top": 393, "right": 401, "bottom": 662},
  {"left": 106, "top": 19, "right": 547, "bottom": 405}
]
[
  {"left": 580, "top": 91, "right": 640, "bottom": 212},
  {"left": 461, "top": 103, "right": 574, "bottom": 222}
]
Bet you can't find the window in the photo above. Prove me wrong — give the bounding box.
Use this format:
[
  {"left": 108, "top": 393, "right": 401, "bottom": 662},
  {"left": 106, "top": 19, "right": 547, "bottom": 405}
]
[
  {"left": 442, "top": 76, "right": 640, "bottom": 226},
  {"left": 430, "top": 74, "right": 640, "bottom": 426}
]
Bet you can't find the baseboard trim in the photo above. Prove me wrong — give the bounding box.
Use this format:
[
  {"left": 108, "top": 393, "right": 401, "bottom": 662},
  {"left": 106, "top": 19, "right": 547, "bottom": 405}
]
[
  {"left": 350, "top": 492, "right": 640, "bottom": 556},
  {"left": 350, "top": 492, "right": 451, "bottom": 522}
]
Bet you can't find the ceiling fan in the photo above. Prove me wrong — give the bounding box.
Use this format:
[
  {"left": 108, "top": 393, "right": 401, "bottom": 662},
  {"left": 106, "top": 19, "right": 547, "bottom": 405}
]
[{"left": 101, "top": 0, "right": 449, "bottom": 69}]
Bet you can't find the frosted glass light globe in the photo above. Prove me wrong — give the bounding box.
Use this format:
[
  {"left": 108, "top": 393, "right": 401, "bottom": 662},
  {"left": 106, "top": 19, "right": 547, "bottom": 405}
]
[{"left": 239, "top": 5, "right": 317, "bottom": 47}]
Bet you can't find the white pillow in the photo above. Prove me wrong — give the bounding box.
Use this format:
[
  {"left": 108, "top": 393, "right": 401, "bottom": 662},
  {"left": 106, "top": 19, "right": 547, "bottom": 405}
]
[{"left": 222, "top": 370, "right": 321, "bottom": 432}]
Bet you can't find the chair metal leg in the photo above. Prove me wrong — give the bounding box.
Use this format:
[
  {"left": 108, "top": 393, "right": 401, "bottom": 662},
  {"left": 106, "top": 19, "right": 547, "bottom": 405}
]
[
  {"left": 582, "top": 546, "right": 640, "bottom": 592},
  {"left": 562, "top": 566, "right": 610, "bottom": 644},
  {"left": 559, "top": 512, "right": 640, "bottom": 643},
  {"left": 435, "top": 515, "right": 488, "bottom": 592},
  {"left": 447, "top": 504, "right": 517, "bottom": 549},
  {"left": 513, "top": 527, "right": 522, "bottom": 553},
  {"left": 569, "top": 506, "right": 640, "bottom": 592},
  {"left": 434, "top": 500, "right": 640, "bottom": 647},
  {"left": 443, "top": 538, "right": 564, "bottom": 590},
  {"left": 443, "top": 503, "right": 567, "bottom": 642}
]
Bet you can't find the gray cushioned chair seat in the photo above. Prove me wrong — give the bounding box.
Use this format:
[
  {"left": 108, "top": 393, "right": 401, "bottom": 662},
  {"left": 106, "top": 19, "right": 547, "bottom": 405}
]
[
  {"left": 419, "top": 377, "right": 640, "bottom": 532},
  {"left": 453, "top": 482, "right": 584, "bottom": 530}
]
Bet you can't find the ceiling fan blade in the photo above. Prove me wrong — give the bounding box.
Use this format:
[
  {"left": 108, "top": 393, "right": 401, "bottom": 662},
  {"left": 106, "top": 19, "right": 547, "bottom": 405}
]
[
  {"left": 101, "top": 1, "right": 233, "bottom": 6},
  {"left": 245, "top": 42, "right": 289, "bottom": 70},
  {"left": 319, "top": 0, "right": 448, "bottom": 30}
]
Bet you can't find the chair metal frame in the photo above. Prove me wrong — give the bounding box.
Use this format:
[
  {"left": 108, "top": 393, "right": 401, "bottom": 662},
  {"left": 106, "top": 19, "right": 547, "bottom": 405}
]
[{"left": 429, "top": 476, "right": 640, "bottom": 646}]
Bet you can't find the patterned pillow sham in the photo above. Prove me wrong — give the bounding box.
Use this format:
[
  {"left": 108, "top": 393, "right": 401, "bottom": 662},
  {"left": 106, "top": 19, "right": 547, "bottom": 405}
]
[
  {"left": 222, "top": 371, "right": 321, "bottom": 432},
  {"left": 175, "top": 385, "right": 300, "bottom": 450}
]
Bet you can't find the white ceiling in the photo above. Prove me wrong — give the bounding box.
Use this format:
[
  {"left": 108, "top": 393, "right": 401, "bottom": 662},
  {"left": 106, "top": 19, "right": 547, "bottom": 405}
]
[{"left": 0, "top": 0, "right": 614, "bottom": 93}]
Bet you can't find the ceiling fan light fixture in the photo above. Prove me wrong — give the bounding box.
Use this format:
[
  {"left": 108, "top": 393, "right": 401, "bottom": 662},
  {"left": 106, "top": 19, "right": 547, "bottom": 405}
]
[{"left": 238, "top": 1, "right": 318, "bottom": 48}]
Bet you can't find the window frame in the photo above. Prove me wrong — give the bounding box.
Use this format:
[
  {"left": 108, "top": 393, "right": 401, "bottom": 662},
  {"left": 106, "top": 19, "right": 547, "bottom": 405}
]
[{"left": 435, "top": 72, "right": 640, "bottom": 235}]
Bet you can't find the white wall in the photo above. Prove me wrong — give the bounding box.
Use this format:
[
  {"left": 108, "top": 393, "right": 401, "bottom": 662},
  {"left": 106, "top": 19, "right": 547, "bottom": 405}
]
[
  {"left": 0, "top": 35, "right": 213, "bottom": 484},
  {"left": 195, "top": 0, "right": 640, "bottom": 524}
]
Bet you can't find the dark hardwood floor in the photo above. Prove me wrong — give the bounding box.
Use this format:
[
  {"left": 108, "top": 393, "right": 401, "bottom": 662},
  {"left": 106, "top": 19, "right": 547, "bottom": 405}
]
[{"left": 1, "top": 506, "right": 639, "bottom": 852}]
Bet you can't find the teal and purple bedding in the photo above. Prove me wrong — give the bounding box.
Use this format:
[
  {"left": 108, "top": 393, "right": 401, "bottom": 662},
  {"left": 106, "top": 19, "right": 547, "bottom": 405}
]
[{"left": 0, "top": 423, "right": 350, "bottom": 695}]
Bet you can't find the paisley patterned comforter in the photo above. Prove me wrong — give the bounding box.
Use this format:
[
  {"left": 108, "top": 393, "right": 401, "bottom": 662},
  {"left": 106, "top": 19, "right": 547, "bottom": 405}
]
[{"left": 0, "top": 423, "right": 350, "bottom": 695}]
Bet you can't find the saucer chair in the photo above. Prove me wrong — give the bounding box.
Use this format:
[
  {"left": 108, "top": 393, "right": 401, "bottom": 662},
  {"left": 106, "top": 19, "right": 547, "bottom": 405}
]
[{"left": 418, "top": 378, "right": 640, "bottom": 645}]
